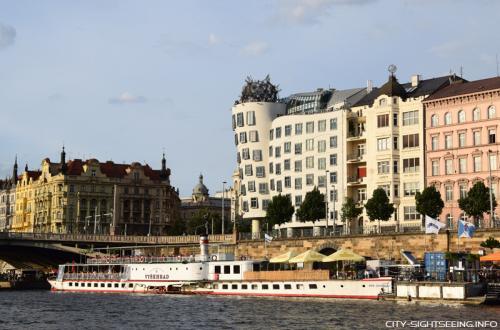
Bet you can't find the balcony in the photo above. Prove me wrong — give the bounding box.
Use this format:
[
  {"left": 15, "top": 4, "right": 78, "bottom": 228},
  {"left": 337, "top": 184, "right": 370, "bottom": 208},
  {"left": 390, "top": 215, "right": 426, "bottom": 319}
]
[
  {"left": 346, "top": 131, "right": 366, "bottom": 141},
  {"left": 347, "top": 176, "right": 367, "bottom": 186},
  {"left": 347, "top": 153, "right": 366, "bottom": 163}
]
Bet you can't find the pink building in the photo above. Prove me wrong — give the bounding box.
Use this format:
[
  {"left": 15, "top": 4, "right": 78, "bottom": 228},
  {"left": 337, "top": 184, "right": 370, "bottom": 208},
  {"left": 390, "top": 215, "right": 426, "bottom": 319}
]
[{"left": 424, "top": 77, "right": 500, "bottom": 229}]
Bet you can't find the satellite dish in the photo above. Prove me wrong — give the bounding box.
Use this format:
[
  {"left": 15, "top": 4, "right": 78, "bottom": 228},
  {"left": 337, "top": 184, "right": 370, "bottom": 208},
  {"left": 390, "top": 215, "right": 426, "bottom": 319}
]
[{"left": 388, "top": 64, "right": 397, "bottom": 76}]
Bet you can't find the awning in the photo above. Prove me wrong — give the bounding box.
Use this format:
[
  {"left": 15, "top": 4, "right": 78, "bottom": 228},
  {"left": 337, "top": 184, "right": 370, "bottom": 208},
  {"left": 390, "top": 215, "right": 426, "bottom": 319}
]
[
  {"left": 288, "top": 250, "right": 326, "bottom": 263},
  {"left": 269, "top": 251, "right": 299, "bottom": 263},
  {"left": 480, "top": 251, "right": 500, "bottom": 262},
  {"left": 322, "top": 249, "right": 365, "bottom": 262}
]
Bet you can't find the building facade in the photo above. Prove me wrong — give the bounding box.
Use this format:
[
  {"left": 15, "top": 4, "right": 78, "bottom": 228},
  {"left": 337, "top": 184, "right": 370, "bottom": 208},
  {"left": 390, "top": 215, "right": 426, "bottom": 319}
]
[
  {"left": 0, "top": 158, "right": 18, "bottom": 231},
  {"left": 351, "top": 72, "right": 455, "bottom": 233},
  {"left": 180, "top": 174, "right": 231, "bottom": 234},
  {"left": 424, "top": 76, "right": 500, "bottom": 229},
  {"left": 231, "top": 76, "right": 366, "bottom": 233},
  {"left": 12, "top": 149, "right": 180, "bottom": 235}
]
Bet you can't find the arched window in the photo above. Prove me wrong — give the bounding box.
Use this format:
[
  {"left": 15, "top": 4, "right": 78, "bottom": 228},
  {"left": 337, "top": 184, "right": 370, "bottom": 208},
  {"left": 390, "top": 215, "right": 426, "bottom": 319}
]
[
  {"left": 431, "top": 114, "right": 438, "bottom": 127},
  {"left": 458, "top": 110, "right": 465, "bottom": 123},
  {"left": 444, "top": 112, "right": 451, "bottom": 125},
  {"left": 488, "top": 105, "right": 496, "bottom": 119},
  {"left": 473, "top": 108, "right": 480, "bottom": 121}
]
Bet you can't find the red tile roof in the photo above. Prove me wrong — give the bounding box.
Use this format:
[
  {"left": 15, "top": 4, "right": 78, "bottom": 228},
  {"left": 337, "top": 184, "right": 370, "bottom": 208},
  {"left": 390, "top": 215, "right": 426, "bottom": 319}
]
[{"left": 425, "top": 76, "right": 500, "bottom": 101}]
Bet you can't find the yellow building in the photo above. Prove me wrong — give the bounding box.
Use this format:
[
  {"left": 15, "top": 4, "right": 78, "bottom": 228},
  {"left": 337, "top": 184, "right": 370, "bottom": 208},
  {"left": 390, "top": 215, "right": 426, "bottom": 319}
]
[{"left": 13, "top": 148, "right": 180, "bottom": 235}]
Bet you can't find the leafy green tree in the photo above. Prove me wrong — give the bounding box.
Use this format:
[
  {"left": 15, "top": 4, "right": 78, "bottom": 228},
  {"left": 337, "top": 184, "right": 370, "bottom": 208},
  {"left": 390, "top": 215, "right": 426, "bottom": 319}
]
[
  {"left": 480, "top": 236, "right": 500, "bottom": 252},
  {"left": 458, "top": 181, "right": 497, "bottom": 226},
  {"left": 415, "top": 186, "right": 444, "bottom": 219},
  {"left": 340, "top": 197, "right": 363, "bottom": 233},
  {"left": 296, "top": 187, "right": 325, "bottom": 223},
  {"left": 184, "top": 208, "right": 229, "bottom": 235},
  {"left": 265, "top": 194, "right": 295, "bottom": 229},
  {"left": 364, "top": 188, "right": 395, "bottom": 233}
]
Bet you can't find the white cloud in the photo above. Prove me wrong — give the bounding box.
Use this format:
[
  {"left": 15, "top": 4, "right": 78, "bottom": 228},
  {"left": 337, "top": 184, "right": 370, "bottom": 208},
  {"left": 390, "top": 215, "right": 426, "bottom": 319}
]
[
  {"left": 275, "top": 0, "right": 376, "bottom": 25},
  {"left": 241, "top": 41, "right": 269, "bottom": 56},
  {"left": 108, "top": 92, "right": 147, "bottom": 105},
  {"left": 208, "top": 33, "right": 220, "bottom": 46},
  {"left": 0, "top": 23, "right": 16, "bottom": 50}
]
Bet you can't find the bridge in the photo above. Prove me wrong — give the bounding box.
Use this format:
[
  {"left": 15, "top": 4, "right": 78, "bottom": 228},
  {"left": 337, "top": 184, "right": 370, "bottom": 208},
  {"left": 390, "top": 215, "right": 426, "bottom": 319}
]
[{"left": 0, "top": 232, "right": 235, "bottom": 269}]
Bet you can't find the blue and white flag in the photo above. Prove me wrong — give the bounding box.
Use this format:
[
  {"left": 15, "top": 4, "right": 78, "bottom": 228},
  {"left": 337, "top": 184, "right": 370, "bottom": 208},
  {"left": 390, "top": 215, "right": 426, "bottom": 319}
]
[
  {"left": 425, "top": 215, "right": 446, "bottom": 234},
  {"left": 264, "top": 233, "right": 273, "bottom": 243},
  {"left": 458, "top": 220, "right": 476, "bottom": 238}
]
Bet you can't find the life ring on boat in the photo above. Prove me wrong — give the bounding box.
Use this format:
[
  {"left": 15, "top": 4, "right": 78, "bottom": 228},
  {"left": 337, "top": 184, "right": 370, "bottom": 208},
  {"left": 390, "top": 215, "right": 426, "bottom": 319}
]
[
  {"left": 211, "top": 255, "right": 218, "bottom": 261},
  {"left": 140, "top": 256, "right": 145, "bottom": 262}
]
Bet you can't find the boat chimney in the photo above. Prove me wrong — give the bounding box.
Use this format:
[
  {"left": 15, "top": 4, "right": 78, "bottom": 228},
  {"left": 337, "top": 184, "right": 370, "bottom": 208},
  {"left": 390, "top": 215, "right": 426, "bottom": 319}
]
[
  {"left": 200, "top": 234, "right": 209, "bottom": 262},
  {"left": 366, "top": 80, "right": 373, "bottom": 93}
]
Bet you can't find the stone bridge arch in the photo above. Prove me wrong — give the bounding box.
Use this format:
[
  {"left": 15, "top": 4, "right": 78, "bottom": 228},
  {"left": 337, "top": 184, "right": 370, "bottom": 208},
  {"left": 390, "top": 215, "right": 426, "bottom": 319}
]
[{"left": 316, "top": 242, "right": 339, "bottom": 256}]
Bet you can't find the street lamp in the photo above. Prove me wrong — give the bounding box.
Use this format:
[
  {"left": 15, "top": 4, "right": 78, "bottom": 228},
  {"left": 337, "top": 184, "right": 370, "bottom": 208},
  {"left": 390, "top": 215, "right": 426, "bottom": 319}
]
[{"left": 222, "top": 181, "right": 227, "bottom": 235}]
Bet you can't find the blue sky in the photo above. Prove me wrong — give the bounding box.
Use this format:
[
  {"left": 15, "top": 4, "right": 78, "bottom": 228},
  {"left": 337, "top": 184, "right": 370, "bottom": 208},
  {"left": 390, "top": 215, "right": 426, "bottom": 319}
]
[{"left": 1, "top": 0, "right": 499, "bottom": 195}]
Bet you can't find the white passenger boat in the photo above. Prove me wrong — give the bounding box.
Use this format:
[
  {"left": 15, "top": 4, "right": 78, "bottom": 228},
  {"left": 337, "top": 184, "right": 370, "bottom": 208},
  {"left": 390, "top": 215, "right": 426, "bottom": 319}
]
[{"left": 48, "top": 235, "right": 393, "bottom": 299}]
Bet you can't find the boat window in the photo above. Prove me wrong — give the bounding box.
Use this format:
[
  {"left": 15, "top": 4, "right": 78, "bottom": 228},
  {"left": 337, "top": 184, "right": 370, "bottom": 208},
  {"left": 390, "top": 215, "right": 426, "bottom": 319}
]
[
  {"left": 253, "top": 263, "right": 260, "bottom": 272},
  {"left": 107, "top": 283, "right": 112, "bottom": 288},
  {"left": 87, "top": 283, "right": 91, "bottom": 287},
  {"left": 233, "top": 265, "right": 240, "bottom": 274},
  {"left": 242, "top": 284, "right": 248, "bottom": 290},
  {"left": 214, "top": 266, "right": 221, "bottom": 274},
  {"left": 284, "top": 284, "right": 292, "bottom": 290},
  {"left": 186, "top": 267, "right": 188, "bottom": 270},
  {"left": 69, "top": 282, "right": 73, "bottom": 287},
  {"left": 224, "top": 265, "right": 231, "bottom": 274},
  {"left": 309, "top": 284, "right": 318, "bottom": 289},
  {"left": 213, "top": 284, "right": 218, "bottom": 289},
  {"left": 75, "top": 282, "right": 79, "bottom": 287},
  {"left": 222, "top": 284, "right": 228, "bottom": 290},
  {"left": 114, "top": 283, "right": 119, "bottom": 288},
  {"left": 296, "top": 284, "right": 304, "bottom": 290},
  {"left": 273, "top": 284, "right": 280, "bottom": 290},
  {"left": 128, "top": 284, "right": 133, "bottom": 288},
  {"left": 122, "top": 284, "right": 126, "bottom": 288},
  {"left": 251, "top": 284, "right": 258, "bottom": 290},
  {"left": 94, "top": 283, "right": 98, "bottom": 287},
  {"left": 232, "top": 284, "right": 238, "bottom": 290},
  {"left": 101, "top": 283, "right": 105, "bottom": 288},
  {"left": 262, "top": 284, "right": 269, "bottom": 290}
]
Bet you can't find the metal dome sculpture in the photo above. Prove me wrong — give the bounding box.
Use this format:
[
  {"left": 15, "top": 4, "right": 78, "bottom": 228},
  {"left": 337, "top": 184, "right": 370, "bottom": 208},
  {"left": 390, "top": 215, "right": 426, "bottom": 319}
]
[{"left": 236, "top": 74, "right": 280, "bottom": 104}]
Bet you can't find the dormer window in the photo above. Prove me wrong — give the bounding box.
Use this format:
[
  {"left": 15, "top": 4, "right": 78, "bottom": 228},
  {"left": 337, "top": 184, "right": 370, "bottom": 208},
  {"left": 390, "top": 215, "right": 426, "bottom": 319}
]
[
  {"left": 91, "top": 170, "right": 96, "bottom": 177},
  {"left": 133, "top": 172, "right": 139, "bottom": 180}
]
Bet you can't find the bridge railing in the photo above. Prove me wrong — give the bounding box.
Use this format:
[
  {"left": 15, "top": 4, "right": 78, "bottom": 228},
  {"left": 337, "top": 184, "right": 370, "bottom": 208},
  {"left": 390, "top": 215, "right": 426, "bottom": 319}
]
[
  {"left": 87, "top": 255, "right": 197, "bottom": 264},
  {"left": 0, "top": 232, "right": 234, "bottom": 244},
  {"left": 63, "top": 273, "right": 123, "bottom": 281}
]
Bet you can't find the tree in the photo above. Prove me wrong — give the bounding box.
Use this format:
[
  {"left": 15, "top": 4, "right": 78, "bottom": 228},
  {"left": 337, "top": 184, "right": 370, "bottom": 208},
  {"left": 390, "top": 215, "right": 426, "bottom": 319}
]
[
  {"left": 296, "top": 187, "right": 325, "bottom": 223},
  {"left": 458, "top": 181, "right": 497, "bottom": 226},
  {"left": 415, "top": 186, "right": 444, "bottom": 219},
  {"left": 480, "top": 236, "right": 500, "bottom": 252},
  {"left": 185, "top": 208, "right": 228, "bottom": 235},
  {"left": 340, "top": 197, "right": 363, "bottom": 233},
  {"left": 364, "top": 188, "right": 395, "bottom": 233},
  {"left": 265, "top": 194, "right": 295, "bottom": 229}
]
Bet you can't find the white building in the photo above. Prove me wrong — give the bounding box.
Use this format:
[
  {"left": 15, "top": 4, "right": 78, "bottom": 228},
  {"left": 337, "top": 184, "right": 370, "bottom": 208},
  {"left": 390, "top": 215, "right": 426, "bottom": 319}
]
[{"left": 231, "top": 76, "right": 366, "bottom": 234}]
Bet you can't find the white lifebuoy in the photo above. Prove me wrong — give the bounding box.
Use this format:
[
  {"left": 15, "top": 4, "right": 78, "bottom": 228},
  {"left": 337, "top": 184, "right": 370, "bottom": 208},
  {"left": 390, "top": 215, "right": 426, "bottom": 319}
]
[{"left": 211, "top": 255, "right": 218, "bottom": 261}]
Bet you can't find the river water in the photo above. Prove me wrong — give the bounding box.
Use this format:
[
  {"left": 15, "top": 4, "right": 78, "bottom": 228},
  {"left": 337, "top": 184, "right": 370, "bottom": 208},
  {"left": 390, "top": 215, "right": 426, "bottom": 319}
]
[{"left": 0, "top": 291, "right": 498, "bottom": 330}]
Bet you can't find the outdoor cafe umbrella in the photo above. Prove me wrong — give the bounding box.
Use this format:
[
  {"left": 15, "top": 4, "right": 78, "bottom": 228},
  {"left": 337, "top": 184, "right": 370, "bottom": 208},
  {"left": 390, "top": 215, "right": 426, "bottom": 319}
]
[
  {"left": 269, "top": 251, "right": 299, "bottom": 263},
  {"left": 480, "top": 251, "right": 500, "bottom": 262},
  {"left": 288, "top": 250, "right": 327, "bottom": 263},
  {"left": 322, "top": 249, "right": 365, "bottom": 263}
]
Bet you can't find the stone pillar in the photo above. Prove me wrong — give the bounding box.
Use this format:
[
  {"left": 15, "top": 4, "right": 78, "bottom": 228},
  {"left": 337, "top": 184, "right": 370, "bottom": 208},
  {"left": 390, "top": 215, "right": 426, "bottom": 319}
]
[
  {"left": 313, "top": 226, "right": 321, "bottom": 237},
  {"left": 287, "top": 227, "right": 293, "bottom": 238},
  {"left": 251, "top": 219, "right": 260, "bottom": 239}
]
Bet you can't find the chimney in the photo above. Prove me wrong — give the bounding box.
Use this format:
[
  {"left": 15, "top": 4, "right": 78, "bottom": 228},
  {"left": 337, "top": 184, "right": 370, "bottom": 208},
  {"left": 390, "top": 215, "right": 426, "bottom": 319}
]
[
  {"left": 366, "top": 80, "right": 373, "bottom": 93},
  {"left": 411, "top": 74, "right": 421, "bottom": 87}
]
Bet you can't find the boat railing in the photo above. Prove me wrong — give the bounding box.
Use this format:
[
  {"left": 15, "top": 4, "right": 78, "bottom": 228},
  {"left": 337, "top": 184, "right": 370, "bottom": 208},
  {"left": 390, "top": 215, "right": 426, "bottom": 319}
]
[
  {"left": 62, "top": 273, "right": 123, "bottom": 281},
  {"left": 86, "top": 256, "right": 196, "bottom": 264}
]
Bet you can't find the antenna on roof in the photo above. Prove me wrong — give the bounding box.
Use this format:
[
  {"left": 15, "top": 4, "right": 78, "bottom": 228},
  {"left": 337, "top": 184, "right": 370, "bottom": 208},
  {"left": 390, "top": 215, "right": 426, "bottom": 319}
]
[{"left": 460, "top": 66, "right": 463, "bottom": 78}]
